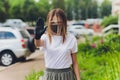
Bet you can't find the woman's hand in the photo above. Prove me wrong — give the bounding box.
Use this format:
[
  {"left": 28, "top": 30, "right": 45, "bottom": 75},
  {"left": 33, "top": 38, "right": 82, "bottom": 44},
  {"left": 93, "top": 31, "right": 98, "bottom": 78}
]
[{"left": 34, "top": 17, "right": 46, "bottom": 40}]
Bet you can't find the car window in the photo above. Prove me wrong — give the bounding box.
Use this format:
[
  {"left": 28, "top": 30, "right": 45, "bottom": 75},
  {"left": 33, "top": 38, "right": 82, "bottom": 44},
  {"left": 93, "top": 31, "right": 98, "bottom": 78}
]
[
  {"left": 20, "top": 30, "right": 30, "bottom": 39},
  {"left": 75, "top": 27, "right": 82, "bottom": 29},
  {"left": 27, "top": 29, "right": 34, "bottom": 35},
  {"left": 75, "top": 26, "right": 84, "bottom": 29},
  {"left": 0, "top": 31, "right": 16, "bottom": 39},
  {"left": 0, "top": 32, "right": 5, "bottom": 39}
]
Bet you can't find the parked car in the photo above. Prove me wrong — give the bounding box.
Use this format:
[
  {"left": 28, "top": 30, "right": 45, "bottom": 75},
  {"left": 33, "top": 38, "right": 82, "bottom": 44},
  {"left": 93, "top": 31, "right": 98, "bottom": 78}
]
[
  {"left": 3, "top": 19, "right": 28, "bottom": 28},
  {"left": 0, "top": 23, "right": 3, "bottom": 27},
  {"left": 68, "top": 25, "right": 94, "bottom": 37},
  {"left": 0, "top": 27, "right": 35, "bottom": 66},
  {"left": 72, "top": 20, "right": 86, "bottom": 26},
  {"left": 67, "top": 27, "right": 80, "bottom": 39},
  {"left": 25, "top": 27, "right": 35, "bottom": 37}
]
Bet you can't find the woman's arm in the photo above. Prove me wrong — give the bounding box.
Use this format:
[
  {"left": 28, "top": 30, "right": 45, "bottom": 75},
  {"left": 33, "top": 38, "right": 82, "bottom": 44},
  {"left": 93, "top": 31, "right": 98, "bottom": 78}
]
[
  {"left": 71, "top": 53, "right": 81, "bottom": 80},
  {"left": 34, "top": 39, "right": 44, "bottom": 48},
  {"left": 34, "top": 17, "right": 46, "bottom": 48}
]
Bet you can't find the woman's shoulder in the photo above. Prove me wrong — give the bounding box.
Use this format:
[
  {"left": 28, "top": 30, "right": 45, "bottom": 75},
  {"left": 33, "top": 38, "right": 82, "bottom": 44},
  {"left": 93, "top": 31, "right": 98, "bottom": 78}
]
[
  {"left": 67, "top": 33, "right": 76, "bottom": 38},
  {"left": 41, "top": 33, "right": 48, "bottom": 39},
  {"left": 65, "top": 33, "right": 77, "bottom": 44}
]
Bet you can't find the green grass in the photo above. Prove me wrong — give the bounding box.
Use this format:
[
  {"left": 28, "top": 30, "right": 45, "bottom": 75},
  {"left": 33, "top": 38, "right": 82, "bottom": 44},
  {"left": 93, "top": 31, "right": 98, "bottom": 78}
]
[
  {"left": 77, "top": 51, "right": 120, "bottom": 80},
  {"left": 25, "top": 70, "right": 44, "bottom": 80}
]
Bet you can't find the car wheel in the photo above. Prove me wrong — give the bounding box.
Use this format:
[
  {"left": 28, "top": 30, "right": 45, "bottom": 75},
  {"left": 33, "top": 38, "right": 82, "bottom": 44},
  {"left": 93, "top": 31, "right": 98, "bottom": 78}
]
[
  {"left": 27, "top": 38, "right": 36, "bottom": 53},
  {"left": 0, "top": 51, "right": 15, "bottom": 66}
]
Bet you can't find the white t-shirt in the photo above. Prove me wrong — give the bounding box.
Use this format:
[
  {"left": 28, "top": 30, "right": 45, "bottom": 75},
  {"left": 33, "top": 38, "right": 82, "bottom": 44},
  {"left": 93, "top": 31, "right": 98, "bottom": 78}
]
[{"left": 40, "top": 33, "right": 78, "bottom": 69}]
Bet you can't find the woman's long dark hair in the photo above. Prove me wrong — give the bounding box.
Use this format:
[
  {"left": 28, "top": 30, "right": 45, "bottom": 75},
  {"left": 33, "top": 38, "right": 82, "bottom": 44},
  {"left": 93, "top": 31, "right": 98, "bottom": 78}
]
[{"left": 46, "top": 8, "right": 67, "bottom": 43}]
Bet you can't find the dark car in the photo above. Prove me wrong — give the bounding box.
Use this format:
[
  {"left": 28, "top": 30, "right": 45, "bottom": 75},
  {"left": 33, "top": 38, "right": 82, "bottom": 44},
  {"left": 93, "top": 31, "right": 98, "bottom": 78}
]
[{"left": 25, "top": 27, "right": 35, "bottom": 37}]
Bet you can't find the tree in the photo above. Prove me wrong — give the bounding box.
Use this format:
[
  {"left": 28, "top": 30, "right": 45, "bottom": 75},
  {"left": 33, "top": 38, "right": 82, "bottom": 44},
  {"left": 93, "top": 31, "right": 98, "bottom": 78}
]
[
  {"left": 10, "top": 0, "right": 50, "bottom": 22},
  {"left": 79, "top": 0, "right": 86, "bottom": 19},
  {"left": 37, "top": 0, "right": 51, "bottom": 20},
  {"left": 52, "top": 0, "right": 65, "bottom": 10},
  {"left": 100, "top": 0, "right": 112, "bottom": 18},
  {"left": 89, "top": 0, "right": 98, "bottom": 18},
  {"left": 65, "top": 0, "right": 74, "bottom": 20},
  {"left": 0, "top": 0, "right": 10, "bottom": 22},
  {"left": 73, "top": 0, "right": 80, "bottom": 20},
  {"left": 10, "top": 4, "right": 23, "bottom": 19}
]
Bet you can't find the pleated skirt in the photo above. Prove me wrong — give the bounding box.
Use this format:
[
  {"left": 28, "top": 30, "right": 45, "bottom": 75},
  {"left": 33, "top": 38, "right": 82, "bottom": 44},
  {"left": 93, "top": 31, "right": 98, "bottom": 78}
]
[{"left": 40, "top": 67, "right": 76, "bottom": 80}]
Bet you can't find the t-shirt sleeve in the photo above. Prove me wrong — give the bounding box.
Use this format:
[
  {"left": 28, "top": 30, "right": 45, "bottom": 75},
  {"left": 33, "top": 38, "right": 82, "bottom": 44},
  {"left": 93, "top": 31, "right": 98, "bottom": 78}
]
[
  {"left": 71, "top": 36, "right": 78, "bottom": 54},
  {"left": 39, "top": 34, "right": 46, "bottom": 51}
]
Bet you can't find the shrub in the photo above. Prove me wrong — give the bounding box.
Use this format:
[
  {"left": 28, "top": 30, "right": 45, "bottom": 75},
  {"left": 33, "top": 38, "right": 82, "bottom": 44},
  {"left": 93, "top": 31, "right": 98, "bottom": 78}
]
[
  {"left": 101, "top": 15, "right": 118, "bottom": 28},
  {"left": 107, "top": 34, "right": 120, "bottom": 43},
  {"left": 91, "top": 36, "right": 102, "bottom": 43},
  {"left": 25, "top": 70, "right": 44, "bottom": 80},
  {"left": 106, "top": 34, "right": 120, "bottom": 51},
  {"left": 78, "top": 43, "right": 94, "bottom": 53},
  {"left": 93, "top": 43, "right": 112, "bottom": 56}
]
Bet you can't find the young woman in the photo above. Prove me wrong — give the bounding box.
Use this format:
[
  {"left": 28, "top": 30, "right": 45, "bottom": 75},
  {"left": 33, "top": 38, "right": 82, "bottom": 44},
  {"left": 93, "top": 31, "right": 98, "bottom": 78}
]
[{"left": 34, "top": 8, "right": 80, "bottom": 80}]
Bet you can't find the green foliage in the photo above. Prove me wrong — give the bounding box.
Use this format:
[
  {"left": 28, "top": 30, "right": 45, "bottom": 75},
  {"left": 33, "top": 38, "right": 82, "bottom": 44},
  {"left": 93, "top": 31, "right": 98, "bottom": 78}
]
[
  {"left": 104, "top": 52, "right": 120, "bottom": 80},
  {"left": 0, "top": 0, "right": 112, "bottom": 21},
  {"left": 77, "top": 51, "right": 120, "bottom": 80},
  {"left": 79, "top": 0, "right": 98, "bottom": 19},
  {"left": 77, "top": 52, "right": 108, "bottom": 80},
  {"left": 105, "top": 34, "right": 120, "bottom": 51},
  {"left": 78, "top": 34, "right": 120, "bottom": 56},
  {"left": 8, "top": 0, "right": 24, "bottom": 7},
  {"left": 91, "top": 36, "right": 102, "bottom": 43},
  {"left": 93, "top": 43, "right": 112, "bottom": 55},
  {"left": 0, "top": 0, "right": 50, "bottom": 22},
  {"left": 78, "top": 43, "right": 93, "bottom": 53},
  {"left": 65, "top": 0, "right": 73, "bottom": 20},
  {"left": 77, "top": 34, "right": 120, "bottom": 80},
  {"left": 0, "top": 0, "right": 10, "bottom": 22},
  {"left": 52, "top": 0, "right": 65, "bottom": 10},
  {"left": 101, "top": 15, "right": 118, "bottom": 28},
  {"left": 25, "top": 70, "right": 44, "bottom": 80},
  {"left": 100, "top": 0, "right": 112, "bottom": 18},
  {"left": 106, "top": 34, "right": 120, "bottom": 43}
]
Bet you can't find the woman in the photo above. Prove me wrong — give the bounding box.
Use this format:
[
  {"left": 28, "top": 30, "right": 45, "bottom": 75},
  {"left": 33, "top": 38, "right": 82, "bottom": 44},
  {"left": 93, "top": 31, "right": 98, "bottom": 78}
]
[{"left": 34, "top": 8, "right": 80, "bottom": 80}]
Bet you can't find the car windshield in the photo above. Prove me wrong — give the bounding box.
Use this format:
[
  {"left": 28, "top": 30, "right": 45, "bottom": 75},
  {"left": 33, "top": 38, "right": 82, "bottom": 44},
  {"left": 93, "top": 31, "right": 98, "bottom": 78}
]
[{"left": 69, "top": 25, "right": 84, "bottom": 29}]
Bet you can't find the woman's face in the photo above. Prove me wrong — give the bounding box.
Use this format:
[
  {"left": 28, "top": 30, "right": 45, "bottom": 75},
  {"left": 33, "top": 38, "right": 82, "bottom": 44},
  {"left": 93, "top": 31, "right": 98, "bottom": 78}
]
[
  {"left": 50, "top": 15, "right": 63, "bottom": 34},
  {"left": 51, "top": 15, "right": 62, "bottom": 25}
]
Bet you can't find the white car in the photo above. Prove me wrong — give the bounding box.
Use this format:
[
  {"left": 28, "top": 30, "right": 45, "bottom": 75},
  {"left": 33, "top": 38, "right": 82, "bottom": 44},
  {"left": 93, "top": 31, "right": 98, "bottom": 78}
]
[
  {"left": 68, "top": 25, "right": 94, "bottom": 37},
  {"left": 3, "top": 19, "right": 28, "bottom": 28},
  {"left": 0, "top": 27, "right": 35, "bottom": 66}
]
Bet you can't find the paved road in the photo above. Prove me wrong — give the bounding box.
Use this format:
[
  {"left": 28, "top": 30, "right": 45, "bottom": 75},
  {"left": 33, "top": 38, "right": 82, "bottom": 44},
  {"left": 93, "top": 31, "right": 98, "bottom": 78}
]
[{"left": 0, "top": 50, "right": 45, "bottom": 80}]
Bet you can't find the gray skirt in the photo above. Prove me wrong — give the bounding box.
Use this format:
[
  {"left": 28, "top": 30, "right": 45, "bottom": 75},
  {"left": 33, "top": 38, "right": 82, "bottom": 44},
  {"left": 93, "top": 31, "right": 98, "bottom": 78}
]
[{"left": 40, "top": 67, "right": 76, "bottom": 80}]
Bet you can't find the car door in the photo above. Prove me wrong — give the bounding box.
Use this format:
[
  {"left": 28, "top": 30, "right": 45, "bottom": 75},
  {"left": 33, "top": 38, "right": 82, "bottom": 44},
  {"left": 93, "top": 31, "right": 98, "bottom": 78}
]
[{"left": 0, "top": 31, "right": 17, "bottom": 51}]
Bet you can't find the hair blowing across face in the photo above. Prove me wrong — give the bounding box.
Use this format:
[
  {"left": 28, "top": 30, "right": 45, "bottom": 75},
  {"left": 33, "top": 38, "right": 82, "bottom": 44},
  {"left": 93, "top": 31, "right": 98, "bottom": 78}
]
[{"left": 46, "top": 8, "right": 67, "bottom": 43}]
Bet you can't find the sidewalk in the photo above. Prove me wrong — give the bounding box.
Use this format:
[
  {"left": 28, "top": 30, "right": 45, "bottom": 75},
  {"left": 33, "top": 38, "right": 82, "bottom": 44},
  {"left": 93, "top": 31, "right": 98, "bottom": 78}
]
[{"left": 0, "top": 50, "right": 45, "bottom": 80}]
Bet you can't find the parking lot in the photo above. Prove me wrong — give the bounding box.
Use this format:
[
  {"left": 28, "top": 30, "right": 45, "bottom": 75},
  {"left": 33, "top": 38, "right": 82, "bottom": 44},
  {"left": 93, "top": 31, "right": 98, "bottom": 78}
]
[{"left": 0, "top": 50, "right": 45, "bottom": 80}]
